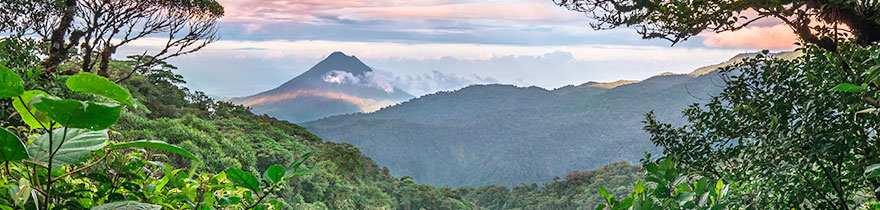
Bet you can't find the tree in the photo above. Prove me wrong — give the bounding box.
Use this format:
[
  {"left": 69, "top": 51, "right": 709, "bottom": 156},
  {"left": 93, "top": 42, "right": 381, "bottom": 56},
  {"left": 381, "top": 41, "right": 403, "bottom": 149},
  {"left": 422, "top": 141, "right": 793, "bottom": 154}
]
[
  {"left": 0, "top": 0, "right": 223, "bottom": 81},
  {"left": 558, "top": 0, "right": 880, "bottom": 209},
  {"left": 645, "top": 48, "right": 880, "bottom": 209},
  {"left": 554, "top": 0, "right": 879, "bottom": 50}
]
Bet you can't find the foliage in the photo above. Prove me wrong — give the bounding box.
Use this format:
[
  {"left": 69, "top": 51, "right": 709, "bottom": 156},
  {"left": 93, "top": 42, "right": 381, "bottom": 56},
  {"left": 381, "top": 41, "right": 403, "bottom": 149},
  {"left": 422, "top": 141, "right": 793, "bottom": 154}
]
[
  {"left": 456, "top": 161, "right": 642, "bottom": 210},
  {"left": 99, "top": 58, "right": 480, "bottom": 209},
  {"left": 0, "top": 0, "right": 223, "bottom": 79},
  {"left": 559, "top": 1, "right": 880, "bottom": 209},
  {"left": 304, "top": 53, "right": 751, "bottom": 187},
  {"left": 595, "top": 158, "right": 730, "bottom": 210},
  {"left": 0, "top": 63, "right": 306, "bottom": 209},
  {"left": 642, "top": 45, "right": 880, "bottom": 209},
  {"left": 554, "top": 0, "right": 880, "bottom": 49}
]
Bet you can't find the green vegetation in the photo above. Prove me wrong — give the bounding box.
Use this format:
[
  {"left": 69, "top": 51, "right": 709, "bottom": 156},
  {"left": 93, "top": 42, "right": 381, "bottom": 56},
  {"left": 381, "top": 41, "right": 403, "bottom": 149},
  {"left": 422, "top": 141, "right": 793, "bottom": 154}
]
[
  {"left": 11, "top": 0, "right": 880, "bottom": 210},
  {"left": 456, "top": 161, "right": 641, "bottom": 210},
  {"left": 0, "top": 40, "right": 315, "bottom": 208},
  {"left": 0, "top": 41, "right": 643, "bottom": 209},
  {"left": 560, "top": 0, "right": 880, "bottom": 209},
  {"left": 304, "top": 54, "right": 744, "bottom": 187}
]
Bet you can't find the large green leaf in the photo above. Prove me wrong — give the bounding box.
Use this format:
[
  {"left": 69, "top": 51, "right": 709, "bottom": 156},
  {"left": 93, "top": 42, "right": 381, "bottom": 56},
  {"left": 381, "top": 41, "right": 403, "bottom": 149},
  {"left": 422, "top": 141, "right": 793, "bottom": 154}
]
[
  {"left": 598, "top": 186, "right": 610, "bottom": 200},
  {"left": 0, "top": 129, "right": 27, "bottom": 162},
  {"left": 263, "top": 165, "right": 285, "bottom": 184},
  {"left": 225, "top": 168, "right": 260, "bottom": 192},
  {"left": 91, "top": 201, "right": 161, "bottom": 210},
  {"left": 66, "top": 72, "right": 133, "bottom": 106},
  {"left": 866, "top": 164, "right": 880, "bottom": 178},
  {"left": 32, "top": 97, "right": 122, "bottom": 130},
  {"left": 109, "top": 140, "right": 198, "bottom": 161},
  {"left": 0, "top": 65, "right": 23, "bottom": 98},
  {"left": 27, "top": 128, "right": 108, "bottom": 169},
  {"left": 12, "top": 90, "right": 60, "bottom": 130},
  {"left": 830, "top": 83, "right": 867, "bottom": 92}
]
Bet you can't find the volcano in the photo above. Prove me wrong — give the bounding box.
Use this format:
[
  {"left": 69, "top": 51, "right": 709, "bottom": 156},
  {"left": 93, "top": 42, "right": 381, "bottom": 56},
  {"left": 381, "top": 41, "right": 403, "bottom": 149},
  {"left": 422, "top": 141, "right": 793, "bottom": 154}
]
[{"left": 230, "top": 52, "right": 414, "bottom": 122}]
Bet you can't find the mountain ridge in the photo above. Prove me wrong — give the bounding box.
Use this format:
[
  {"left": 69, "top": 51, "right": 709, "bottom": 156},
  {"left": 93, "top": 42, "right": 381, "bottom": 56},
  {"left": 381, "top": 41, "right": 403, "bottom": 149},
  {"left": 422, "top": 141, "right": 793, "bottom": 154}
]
[{"left": 303, "top": 51, "right": 798, "bottom": 187}]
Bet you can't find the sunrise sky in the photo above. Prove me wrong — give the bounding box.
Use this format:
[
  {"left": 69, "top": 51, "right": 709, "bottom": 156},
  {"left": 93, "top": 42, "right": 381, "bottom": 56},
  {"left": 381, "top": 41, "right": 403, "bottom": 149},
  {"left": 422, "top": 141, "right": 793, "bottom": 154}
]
[{"left": 123, "top": 0, "right": 800, "bottom": 97}]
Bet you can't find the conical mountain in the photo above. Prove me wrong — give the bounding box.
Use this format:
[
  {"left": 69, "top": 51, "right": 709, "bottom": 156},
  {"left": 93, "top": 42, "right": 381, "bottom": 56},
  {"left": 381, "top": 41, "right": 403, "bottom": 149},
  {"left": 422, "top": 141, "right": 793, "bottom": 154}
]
[{"left": 231, "top": 52, "right": 413, "bottom": 123}]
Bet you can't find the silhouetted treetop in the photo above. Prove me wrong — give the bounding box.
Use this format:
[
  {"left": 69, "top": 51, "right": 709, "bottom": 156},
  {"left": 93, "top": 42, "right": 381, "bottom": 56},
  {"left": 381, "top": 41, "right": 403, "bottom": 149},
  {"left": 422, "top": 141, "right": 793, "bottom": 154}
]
[{"left": 555, "top": 0, "right": 880, "bottom": 51}]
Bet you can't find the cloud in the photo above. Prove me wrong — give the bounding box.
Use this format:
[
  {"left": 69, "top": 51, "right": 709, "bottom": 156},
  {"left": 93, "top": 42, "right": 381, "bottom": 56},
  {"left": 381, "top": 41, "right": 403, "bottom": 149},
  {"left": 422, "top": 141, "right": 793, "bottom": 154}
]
[
  {"left": 218, "top": 0, "right": 576, "bottom": 23},
  {"left": 365, "top": 71, "right": 396, "bottom": 93},
  {"left": 212, "top": 0, "right": 603, "bottom": 44},
  {"left": 322, "top": 70, "right": 396, "bottom": 93},
  {"left": 323, "top": 70, "right": 362, "bottom": 84},
  {"left": 702, "top": 24, "right": 798, "bottom": 50},
  {"left": 323, "top": 0, "right": 570, "bottom": 21},
  {"left": 394, "top": 70, "right": 500, "bottom": 96},
  {"left": 118, "top": 39, "right": 744, "bottom": 97}
]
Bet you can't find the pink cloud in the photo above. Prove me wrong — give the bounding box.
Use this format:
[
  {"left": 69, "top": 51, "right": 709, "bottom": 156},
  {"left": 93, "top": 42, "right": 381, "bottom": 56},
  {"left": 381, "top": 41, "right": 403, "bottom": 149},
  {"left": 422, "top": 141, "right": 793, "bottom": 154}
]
[
  {"left": 702, "top": 24, "right": 798, "bottom": 50},
  {"left": 217, "top": 0, "right": 576, "bottom": 23},
  {"left": 324, "top": 1, "right": 570, "bottom": 21}
]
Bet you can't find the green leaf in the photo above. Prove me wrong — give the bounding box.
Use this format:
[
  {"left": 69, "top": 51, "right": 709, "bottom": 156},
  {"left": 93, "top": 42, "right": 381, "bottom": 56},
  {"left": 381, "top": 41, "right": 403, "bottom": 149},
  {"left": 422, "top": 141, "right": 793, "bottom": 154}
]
[
  {"left": 109, "top": 140, "right": 198, "bottom": 161},
  {"left": 289, "top": 152, "right": 312, "bottom": 170},
  {"left": 27, "top": 128, "right": 108, "bottom": 169},
  {"left": 285, "top": 152, "right": 313, "bottom": 178},
  {"left": 263, "top": 165, "right": 285, "bottom": 183},
  {"left": 285, "top": 169, "right": 315, "bottom": 178},
  {"left": 12, "top": 179, "right": 31, "bottom": 207},
  {"left": 719, "top": 184, "right": 729, "bottom": 199},
  {"left": 269, "top": 200, "right": 283, "bottom": 209},
  {"left": 12, "top": 90, "right": 59, "bottom": 130},
  {"left": 598, "top": 186, "right": 610, "bottom": 200},
  {"left": 698, "top": 192, "right": 709, "bottom": 207},
  {"left": 225, "top": 168, "right": 260, "bottom": 192},
  {"left": 676, "top": 191, "right": 696, "bottom": 206},
  {"left": 91, "top": 201, "right": 162, "bottom": 210},
  {"left": 66, "top": 72, "right": 133, "bottom": 106},
  {"left": 866, "top": 163, "right": 880, "bottom": 178},
  {"left": 0, "top": 65, "right": 23, "bottom": 98},
  {"left": 594, "top": 204, "right": 606, "bottom": 210},
  {"left": 866, "top": 65, "right": 880, "bottom": 86},
  {"left": 830, "top": 83, "right": 866, "bottom": 92},
  {"left": 0, "top": 129, "right": 28, "bottom": 162},
  {"left": 32, "top": 97, "right": 122, "bottom": 130},
  {"left": 653, "top": 185, "right": 671, "bottom": 199},
  {"left": 645, "top": 163, "right": 659, "bottom": 174},
  {"left": 634, "top": 180, "right": 645, "bottom": 194},
  {"left": 695, "top": 177, "right": 708, "bottom": 194}
]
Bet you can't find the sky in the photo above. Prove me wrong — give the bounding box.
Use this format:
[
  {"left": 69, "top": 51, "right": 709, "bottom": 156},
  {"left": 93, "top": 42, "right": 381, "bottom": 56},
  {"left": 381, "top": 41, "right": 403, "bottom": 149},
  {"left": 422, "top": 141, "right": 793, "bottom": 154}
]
[{"left": 120, "top": 0, "right": 800, "bottom": 97}]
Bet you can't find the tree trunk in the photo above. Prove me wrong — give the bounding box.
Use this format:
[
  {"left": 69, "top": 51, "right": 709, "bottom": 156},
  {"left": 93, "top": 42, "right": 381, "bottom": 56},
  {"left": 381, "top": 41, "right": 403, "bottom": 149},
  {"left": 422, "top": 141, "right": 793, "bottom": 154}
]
[{"left": 43, "top": 0, "right": 77, "bottom": 70}]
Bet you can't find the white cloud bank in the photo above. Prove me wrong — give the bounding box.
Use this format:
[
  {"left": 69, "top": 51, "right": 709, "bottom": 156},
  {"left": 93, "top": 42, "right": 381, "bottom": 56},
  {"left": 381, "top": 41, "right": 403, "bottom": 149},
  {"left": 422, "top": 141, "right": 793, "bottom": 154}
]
[
  {"left": 118, "top": 39, "right": 750, "bottom": 97},
  {"left": 323, "top": 70, "right": 396, "bottom": 93}
]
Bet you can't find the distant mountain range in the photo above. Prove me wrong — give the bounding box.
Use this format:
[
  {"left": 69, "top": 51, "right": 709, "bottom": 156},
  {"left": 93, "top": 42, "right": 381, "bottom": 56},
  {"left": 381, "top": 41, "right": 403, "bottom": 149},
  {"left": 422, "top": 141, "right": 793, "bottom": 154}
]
[
  {"left": 230, "top": 52, "right": 413, "bottom": 122},
  {"left": 302, "top": 51, "right": 798, "bottom": 187}
]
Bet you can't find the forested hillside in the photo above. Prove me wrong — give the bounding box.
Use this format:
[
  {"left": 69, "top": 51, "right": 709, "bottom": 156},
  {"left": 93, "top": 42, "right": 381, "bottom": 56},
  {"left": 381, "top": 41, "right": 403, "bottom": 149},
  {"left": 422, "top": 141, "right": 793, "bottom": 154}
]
[
  {"left": 115, "top": 58, "right": 647, "bottom": 210},
  {"left": 0, "top": 38, "right": 642, "bottom": 209},
  {"left": 304, "top": 53, "right": 794, "bottom": 187}
]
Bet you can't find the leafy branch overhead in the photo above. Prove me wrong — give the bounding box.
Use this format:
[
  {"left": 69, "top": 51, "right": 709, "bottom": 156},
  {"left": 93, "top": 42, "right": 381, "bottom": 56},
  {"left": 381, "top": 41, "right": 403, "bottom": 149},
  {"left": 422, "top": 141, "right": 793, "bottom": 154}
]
[{"left": 0, "top": 0, "right": 223, "bottom": 81}]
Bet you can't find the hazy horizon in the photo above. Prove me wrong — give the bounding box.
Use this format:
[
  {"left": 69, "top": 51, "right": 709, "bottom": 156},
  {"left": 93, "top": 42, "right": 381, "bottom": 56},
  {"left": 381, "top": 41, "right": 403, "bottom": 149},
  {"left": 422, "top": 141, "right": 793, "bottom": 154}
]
[{"left": 117, "top": 0, "right": 799, "bottom": 97}]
